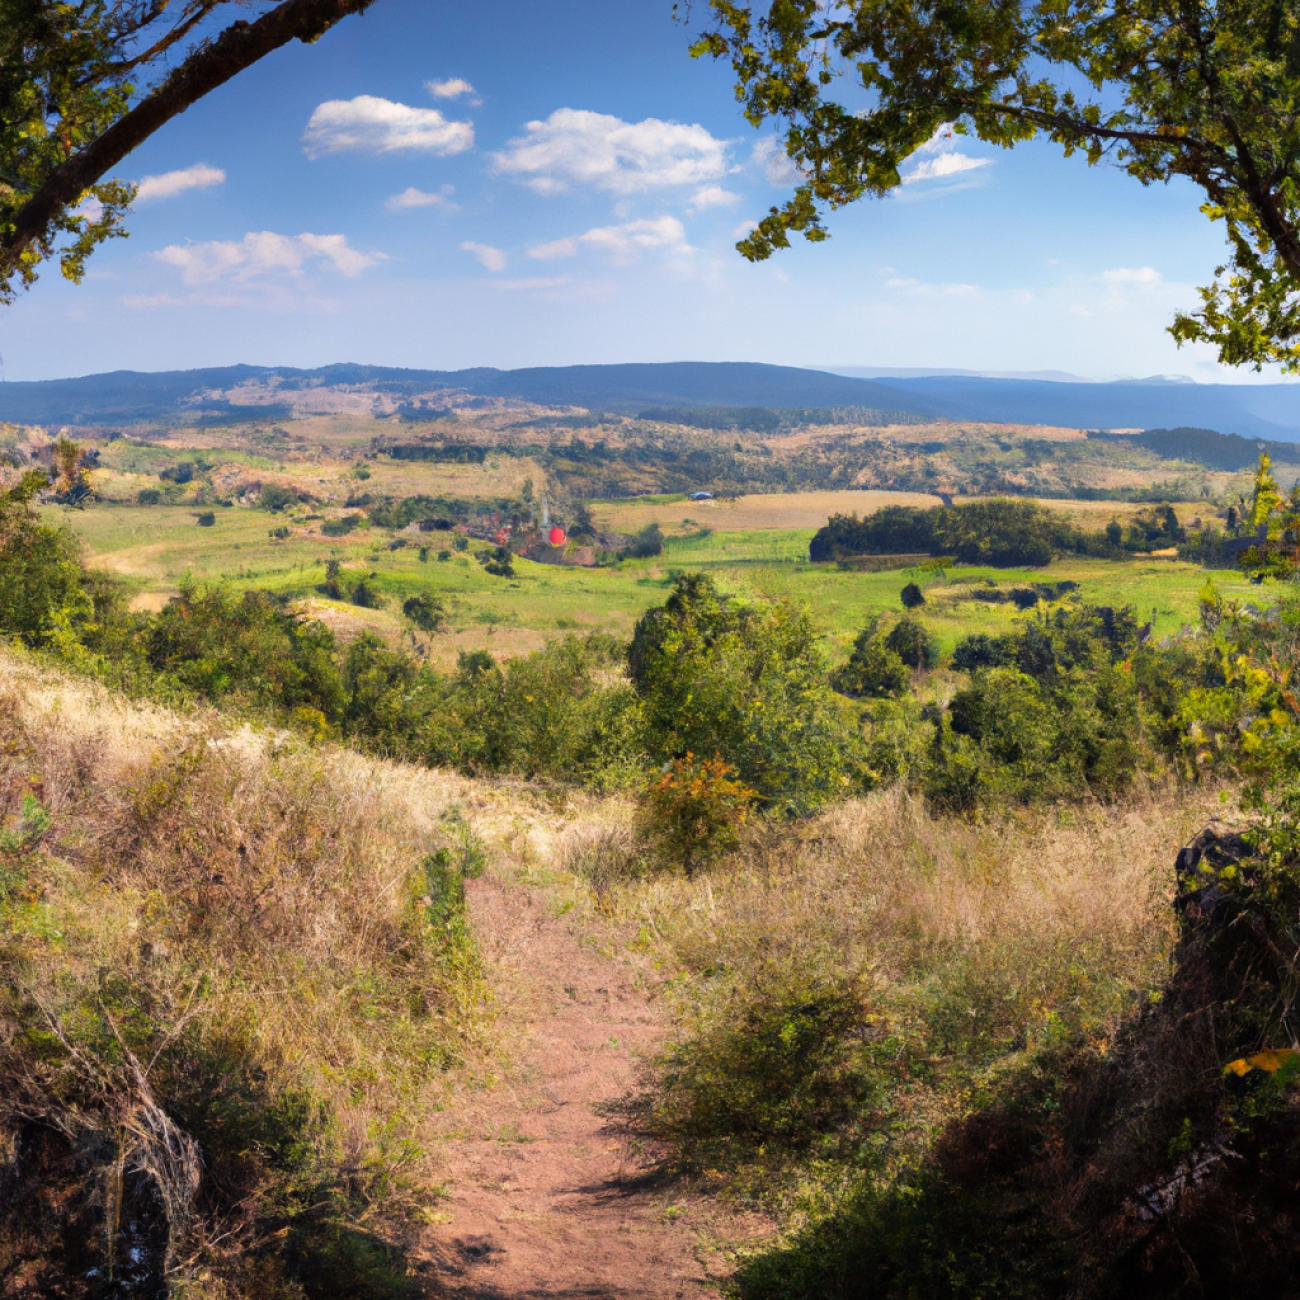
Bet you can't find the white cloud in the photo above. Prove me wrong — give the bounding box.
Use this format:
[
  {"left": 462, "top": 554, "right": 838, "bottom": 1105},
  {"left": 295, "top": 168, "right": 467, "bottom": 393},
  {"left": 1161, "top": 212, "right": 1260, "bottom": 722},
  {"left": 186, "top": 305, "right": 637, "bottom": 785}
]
[
  {"left": 492, "top": 108, "right": 727, "bottom": 194},
  {"left": 135, "top": 164, "right": 225, "bottom": 203},
  {"left": 527, "top": 216, "right": 691, "bottom": 264},
  {"left": 386, "top": 185, "right": 458, "bottom": 212},
  {"left": 461, "top": 241, "right": 507, "bottom": 272},
  {"left": 903, "top": 153, "right": 990, "bottom": 183},
  {"left": 302, "top": 96, "right": 473, "bottom": 157},
  {"left": 427, "top": 77, "right": 476, "bottom": 99},
  {"left": 155, "top": 231, "right": 382, "bottom": 285},
  {"left": 900, "top": 124, "right": 991, "bottom": 185},
  {"left": 753, "top": 137, "right": 805, "bottom": 186},
  {"left": 731, "top": 219, "right": 759, "bottom": 239},
  {"left": 1102, "top": 266, "right": 1162, "bottom": 287},
  {"left": 689, "top": 185, "right": 741, "bottom": 210}
]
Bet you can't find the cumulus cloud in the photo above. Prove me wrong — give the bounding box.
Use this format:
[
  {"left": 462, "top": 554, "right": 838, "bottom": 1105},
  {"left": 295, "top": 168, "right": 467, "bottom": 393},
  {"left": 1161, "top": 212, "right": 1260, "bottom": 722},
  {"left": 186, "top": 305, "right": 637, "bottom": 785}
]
[
  {"left": 1103, "top": 266, "right": 1162, "bottom": 287},
  {"left": 900, "top": 125, "right": 991, "bottom": 185},
  {"left": 461, "top": 241, "right": 507, "bottom": 272},
  {"left": 386, "top": 185, "right": 458, "bottom": 212},
  {"left": 492, "top": 108, "right": 727, "bottom": 194},
  {"left": 753, "top": 137, "right": 805, "bottom": 186},
  {"left": 427, "top": 77, "right": 476, "bottom": 99},
  {"left": 527, "top": 216, "right": 690, "bottom": 264},
  {"left": 689, "top": 185, "right": 741, "bottom": 210},
  {"left": 155, "top": 231, "right": 382, "bottom": 285},
  {"left": 302, "top": 96, "right": 473, "bottom": 156},
  {"left": 135, "top": 164, "right": 225, "bottom": 202}
]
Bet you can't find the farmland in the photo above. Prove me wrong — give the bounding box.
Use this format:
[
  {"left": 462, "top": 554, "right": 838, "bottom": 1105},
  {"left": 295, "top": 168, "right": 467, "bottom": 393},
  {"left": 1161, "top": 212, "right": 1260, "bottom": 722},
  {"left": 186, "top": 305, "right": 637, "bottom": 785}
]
[{"left": 52, "top": 487, "right": 1255, "bottom": 666}]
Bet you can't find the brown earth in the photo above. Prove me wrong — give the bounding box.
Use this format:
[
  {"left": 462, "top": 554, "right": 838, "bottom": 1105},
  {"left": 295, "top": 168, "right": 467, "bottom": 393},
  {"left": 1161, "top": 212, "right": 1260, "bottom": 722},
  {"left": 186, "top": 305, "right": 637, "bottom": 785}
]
[{"left": 420, "top": 869, "right": 769, "bottom": 1298}]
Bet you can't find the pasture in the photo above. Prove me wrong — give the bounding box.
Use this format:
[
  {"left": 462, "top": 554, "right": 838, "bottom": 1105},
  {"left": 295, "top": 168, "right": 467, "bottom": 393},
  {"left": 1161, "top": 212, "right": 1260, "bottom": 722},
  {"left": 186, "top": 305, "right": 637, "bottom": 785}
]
[{"left": 51, "top": 489, "right": 1255, "bottom": 665}]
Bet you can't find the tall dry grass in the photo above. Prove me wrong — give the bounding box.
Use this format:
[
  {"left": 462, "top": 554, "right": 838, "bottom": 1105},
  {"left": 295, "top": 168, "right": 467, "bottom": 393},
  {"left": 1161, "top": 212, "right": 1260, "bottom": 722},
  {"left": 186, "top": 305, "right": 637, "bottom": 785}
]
[
  {"left": 558, "top": 784, "right": 1231, "bottom": 1195},
  {"left": 0, "top": 647, "right": 510, "bottom": 1292}
]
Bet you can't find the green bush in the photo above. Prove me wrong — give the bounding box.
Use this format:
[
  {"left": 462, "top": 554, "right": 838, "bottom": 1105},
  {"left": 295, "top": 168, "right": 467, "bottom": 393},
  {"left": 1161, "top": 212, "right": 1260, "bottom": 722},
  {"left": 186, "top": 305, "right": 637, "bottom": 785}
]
[
  {"left": 629, "top": 574, "right": 848, "bottom": 814},
  {"left": 0, "top": 471, "right": 119, "bottom": 651},
  {"left": 900, "top": 580, "right": 925, "bottom": 608},
  {"left": 402, "top": 593, "right": 445, "bottom": 631},
  {"left": 143, "top": 583, "right": 345, "bottom": 717},
  {"left": 322, "top": 513, "right": 362, "bottom": 537},
  {"left": 883, "top": 615, "right": 939, "bottom": 670},
  {"left": 620, "top": 970, "right": 879, "bottom": 1175},
  {"left": 261, "top": 484, "right": 299, "bottom": 512},
  {"left": 832, "top": 617, "right": 911, "bottom": 699}
]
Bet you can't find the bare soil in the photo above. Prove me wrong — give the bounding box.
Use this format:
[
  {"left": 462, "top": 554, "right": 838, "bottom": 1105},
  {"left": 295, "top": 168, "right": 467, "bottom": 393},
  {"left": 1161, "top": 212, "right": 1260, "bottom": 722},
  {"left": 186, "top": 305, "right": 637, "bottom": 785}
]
[{"left": 420, "top": 870, "right": 768, "bottom": 1298}]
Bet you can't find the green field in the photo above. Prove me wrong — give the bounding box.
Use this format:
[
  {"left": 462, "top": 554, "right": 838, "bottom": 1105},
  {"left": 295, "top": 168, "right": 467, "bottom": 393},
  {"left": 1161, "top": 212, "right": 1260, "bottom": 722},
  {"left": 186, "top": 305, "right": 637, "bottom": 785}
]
[{"left": 52, "top": 493, "right": 1257, "bottom": 665}]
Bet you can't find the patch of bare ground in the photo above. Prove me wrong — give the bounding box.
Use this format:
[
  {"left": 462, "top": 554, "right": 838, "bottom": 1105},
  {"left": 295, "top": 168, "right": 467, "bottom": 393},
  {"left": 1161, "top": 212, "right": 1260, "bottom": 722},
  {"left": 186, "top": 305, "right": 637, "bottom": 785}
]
[{"left": 420, "top": 867, "right": 770, "bottom": 1298}]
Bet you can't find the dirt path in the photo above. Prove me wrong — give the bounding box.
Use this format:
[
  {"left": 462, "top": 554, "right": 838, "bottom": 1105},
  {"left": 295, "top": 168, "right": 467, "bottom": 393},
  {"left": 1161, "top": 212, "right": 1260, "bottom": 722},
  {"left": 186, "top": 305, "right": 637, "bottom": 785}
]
[{"left": 420, "top": 870, "right": 763, "bottom": 1298}]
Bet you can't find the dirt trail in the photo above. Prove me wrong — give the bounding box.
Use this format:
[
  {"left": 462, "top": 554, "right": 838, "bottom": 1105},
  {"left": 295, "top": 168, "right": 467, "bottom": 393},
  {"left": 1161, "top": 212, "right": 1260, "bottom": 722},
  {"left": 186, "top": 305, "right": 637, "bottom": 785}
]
[{"left": 420, "top": 869, "right": 763, "bottom": 1298}]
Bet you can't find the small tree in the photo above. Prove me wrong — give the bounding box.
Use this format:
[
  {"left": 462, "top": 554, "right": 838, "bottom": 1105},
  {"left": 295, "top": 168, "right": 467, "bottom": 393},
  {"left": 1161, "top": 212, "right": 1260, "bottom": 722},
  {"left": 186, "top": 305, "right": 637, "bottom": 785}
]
[
  {"left": 403, "top": 594, "right": 445, "bottom": 632},
  {"left": 638, "top": 754, "right": 757, "bottom": 877},
  {"left": 899, "top": 581, "right": 925, "bottom": 609},
  {"left": 832, "top": 617, "right": 910, "bottom": 699},
  {"left": 885, "top": 616, "right": 939, "bottom": 671}
]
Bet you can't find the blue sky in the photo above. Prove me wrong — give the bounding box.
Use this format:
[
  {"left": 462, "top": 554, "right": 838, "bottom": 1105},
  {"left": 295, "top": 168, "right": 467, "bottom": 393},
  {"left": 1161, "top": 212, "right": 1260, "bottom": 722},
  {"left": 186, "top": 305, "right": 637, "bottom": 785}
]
[{"left": 1, "top": 0, "right": 1288, "bottom": 384}]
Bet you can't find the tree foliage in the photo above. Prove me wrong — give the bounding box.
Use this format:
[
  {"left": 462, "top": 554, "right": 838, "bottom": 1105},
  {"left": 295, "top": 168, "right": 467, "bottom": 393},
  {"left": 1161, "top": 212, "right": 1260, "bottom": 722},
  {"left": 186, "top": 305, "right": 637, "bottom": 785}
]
[
  {"left": 0, "top": 0, "right": 374, "bottom": 301},
  {"left": 629, "top": 573, "right": 848, "bottom": 813},
  {"left": 695, "top": 0, "right": 1300, "bottom": 368}
]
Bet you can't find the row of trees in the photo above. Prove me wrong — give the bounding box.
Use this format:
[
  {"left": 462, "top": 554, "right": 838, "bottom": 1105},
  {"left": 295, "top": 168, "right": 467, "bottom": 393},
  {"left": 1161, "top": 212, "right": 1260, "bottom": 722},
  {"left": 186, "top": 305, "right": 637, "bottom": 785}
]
[{"left": 809, "top": 498, "right": 1187, "bottom": 567}]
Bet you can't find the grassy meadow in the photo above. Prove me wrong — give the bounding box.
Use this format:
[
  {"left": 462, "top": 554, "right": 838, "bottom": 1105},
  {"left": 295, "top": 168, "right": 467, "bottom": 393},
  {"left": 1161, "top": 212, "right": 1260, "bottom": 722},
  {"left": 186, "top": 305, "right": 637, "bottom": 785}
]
[{"left": 52, "top": 487, "right": 1255, "bottom": 665}]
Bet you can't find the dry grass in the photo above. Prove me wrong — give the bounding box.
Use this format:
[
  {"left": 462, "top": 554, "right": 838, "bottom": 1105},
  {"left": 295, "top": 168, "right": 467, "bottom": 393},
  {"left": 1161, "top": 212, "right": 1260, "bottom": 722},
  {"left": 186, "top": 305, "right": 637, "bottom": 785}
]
[
  {"left": 558, "top": 785, "right": 1230, "bottom": 1194},
  {"left": 0, "top": 646, "right": 542, "bottom": 1290}
]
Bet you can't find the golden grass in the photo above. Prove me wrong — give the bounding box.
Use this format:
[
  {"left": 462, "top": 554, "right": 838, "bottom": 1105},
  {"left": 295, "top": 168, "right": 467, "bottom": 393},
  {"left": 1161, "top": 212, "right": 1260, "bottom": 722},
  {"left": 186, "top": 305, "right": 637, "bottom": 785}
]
[
  {"left": 0, "top": 645, "right": 565, "bottom": 1280},
  {"left": 551, "top": 783, "right": 1231, "bottom": 1195}
]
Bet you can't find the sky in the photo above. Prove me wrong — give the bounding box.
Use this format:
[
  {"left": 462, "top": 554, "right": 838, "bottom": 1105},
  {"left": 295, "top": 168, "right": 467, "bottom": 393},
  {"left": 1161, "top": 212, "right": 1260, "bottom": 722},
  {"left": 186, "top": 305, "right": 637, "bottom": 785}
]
[{"left": 2, "top": 0, "right": 1293, "bottom": 385}]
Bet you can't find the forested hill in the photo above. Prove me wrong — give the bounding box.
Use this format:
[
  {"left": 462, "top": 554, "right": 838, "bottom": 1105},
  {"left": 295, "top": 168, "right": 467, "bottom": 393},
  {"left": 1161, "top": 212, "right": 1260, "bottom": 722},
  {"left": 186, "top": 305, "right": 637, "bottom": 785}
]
[
  {"left": 0, "top": 362, "right": 940, "bottom": 427},
  {"left": 0, "top": 360, "right": 1296, "bottom": 439}
]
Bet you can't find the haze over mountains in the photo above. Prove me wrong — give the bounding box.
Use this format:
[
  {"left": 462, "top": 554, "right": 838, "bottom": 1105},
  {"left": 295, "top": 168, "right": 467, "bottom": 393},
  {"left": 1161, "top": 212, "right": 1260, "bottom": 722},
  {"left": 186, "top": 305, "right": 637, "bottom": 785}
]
[{"left": 0, "top": 360, "right": 1297, "bottom": 440}]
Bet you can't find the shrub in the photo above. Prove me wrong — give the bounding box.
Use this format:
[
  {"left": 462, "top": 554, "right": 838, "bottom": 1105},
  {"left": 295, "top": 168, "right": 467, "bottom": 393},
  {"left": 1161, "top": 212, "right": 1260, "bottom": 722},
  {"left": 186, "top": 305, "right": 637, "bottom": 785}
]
[
  {"left": 137, "top": 487, "right": 162, "bottom": 505},
  {"left": 638, "top": 753, "right": 757, "bottom": 876},
  {"left": 195, "top": 511, "right": 215, "bottom": 527},
  {"left": 350, "top": 578, "right": 385, "bottom": 609},
  {"left": 809, "top": 498, "right": 1108, "bottom": 567},
  {"left": 625, "top": 522, "right": 664, "bottom": 558},
  {"left": 260, "top": 484, "right": 299, "bottom": 512},
  {"left": 899, "top": 580, "right": 925, "bottom": 608},
  {"left": 952, "top": 632, "right": 1016, "bottom": 671},
  {"left": 402, "top": 593, "right": 445, "bottom": 632},
  {"left": 269, "top": 525, "right": 290, "bottom": 539},
  {"left": 322, "top": 513, "right": 362, "bottom": 537},
  {"left": 832, "top": 617, "right": 911, "bottom": 699},
  {"left": 629, "top": 574, "right": 848, "bottom": 814},
  {"left": 883, "top": 616, "right": 939, "bottom": 670},
  {"left": 0, "top": 471, "right": 109, "bottom": 649},
  {"left": 479, "top": 545, "right": 514, "bottom": 578},
  {"left": 143, "top": 583, "right": 345, "bottom": 717}
]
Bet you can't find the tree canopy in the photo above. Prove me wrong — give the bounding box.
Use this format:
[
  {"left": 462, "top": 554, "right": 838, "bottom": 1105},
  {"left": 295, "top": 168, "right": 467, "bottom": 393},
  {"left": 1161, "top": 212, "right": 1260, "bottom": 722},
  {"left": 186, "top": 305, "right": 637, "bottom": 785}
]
[
  {"left": 0, "top": 0, "right": 373, "bottom": 302},
  {"left": 694, "top": 0, "right": 1300, "bottom": 369}
]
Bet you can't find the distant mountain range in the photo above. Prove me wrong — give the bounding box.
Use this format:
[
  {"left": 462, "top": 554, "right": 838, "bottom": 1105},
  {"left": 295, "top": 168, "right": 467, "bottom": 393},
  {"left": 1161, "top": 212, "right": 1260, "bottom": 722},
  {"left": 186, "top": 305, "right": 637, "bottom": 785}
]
[{"left": 0, "top": 360, "right": 1297, "bottom": 440}]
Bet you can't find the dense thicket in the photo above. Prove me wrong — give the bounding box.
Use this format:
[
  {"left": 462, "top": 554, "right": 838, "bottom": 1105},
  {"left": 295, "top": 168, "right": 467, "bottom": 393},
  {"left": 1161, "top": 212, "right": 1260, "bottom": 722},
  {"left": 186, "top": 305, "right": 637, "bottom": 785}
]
[{"left": 809, "top": 499, "right": 1185, "bottom": 566}]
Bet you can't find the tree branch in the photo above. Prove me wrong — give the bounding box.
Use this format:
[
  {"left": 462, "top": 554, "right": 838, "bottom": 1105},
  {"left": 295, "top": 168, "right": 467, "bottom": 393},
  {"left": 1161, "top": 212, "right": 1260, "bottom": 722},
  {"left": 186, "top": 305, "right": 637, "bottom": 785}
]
[{"left": 1, "top": 0, "right": 374, "bottom": 267}]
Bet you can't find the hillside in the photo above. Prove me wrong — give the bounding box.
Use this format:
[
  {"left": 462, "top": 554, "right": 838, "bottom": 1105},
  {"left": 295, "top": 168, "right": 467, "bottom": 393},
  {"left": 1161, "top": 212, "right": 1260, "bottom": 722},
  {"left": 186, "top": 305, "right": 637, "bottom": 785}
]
[{"left": 2, "top": 360, "right": 1299, "bottom": 439}]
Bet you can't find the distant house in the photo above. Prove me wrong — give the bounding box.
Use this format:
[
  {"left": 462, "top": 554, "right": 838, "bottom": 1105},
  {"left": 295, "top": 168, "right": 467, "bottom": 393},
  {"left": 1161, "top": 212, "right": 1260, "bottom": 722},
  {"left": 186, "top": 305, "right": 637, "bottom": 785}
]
[{"left": 688, "top": 491, "right": 714, "bottom": 500}]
